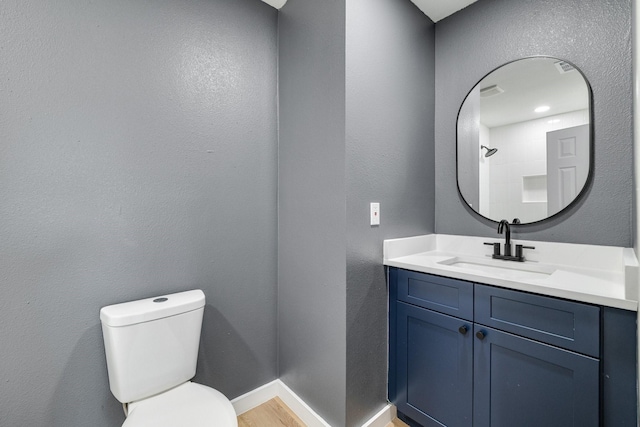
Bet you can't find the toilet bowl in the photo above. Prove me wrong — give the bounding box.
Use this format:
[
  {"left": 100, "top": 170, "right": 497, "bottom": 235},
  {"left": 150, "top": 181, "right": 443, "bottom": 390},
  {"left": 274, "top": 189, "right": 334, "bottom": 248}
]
[
  {"left": 122, "top": 382, "right": 237, "bottom": 427},
  {"left": 100, "top": 290, "right": 237, "bottom": 427}
]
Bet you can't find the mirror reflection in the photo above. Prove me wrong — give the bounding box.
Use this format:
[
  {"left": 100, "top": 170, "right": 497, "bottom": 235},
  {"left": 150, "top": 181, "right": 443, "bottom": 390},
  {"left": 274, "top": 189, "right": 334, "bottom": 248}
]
[{"left": 457, "top": 57, "right": 592, "bottom": 224}]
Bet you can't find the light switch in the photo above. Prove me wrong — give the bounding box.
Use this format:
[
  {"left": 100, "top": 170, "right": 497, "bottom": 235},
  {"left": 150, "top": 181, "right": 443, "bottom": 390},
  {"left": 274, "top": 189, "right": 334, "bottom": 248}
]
[{"left": 370, "top": 202, "right": 380, "bottom": 226}]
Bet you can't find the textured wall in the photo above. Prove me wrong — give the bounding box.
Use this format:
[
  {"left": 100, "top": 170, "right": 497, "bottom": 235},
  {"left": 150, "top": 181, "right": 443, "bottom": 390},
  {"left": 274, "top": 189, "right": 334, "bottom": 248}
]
[
  {"left": 0, "top": 0, "right": 278, "bottom": 426},
  {"left": 277, "top": 0, "right": 348, "bottom": 426},
  {"left": 345, "top": 0, "right": 435, "bottom": 425},
  {"left": 633, "top": 4, "right": 640, "bottom": 415},
  {"left": 435, "top": 0, "right": 633, "bottom": 246},
  {"left": 278, "top": 0, "right": 435, "bottom": 424}
]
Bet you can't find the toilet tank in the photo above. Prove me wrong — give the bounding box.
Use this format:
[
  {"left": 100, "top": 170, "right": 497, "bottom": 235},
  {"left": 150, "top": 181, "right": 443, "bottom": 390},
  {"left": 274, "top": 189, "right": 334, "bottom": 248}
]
[{"left": 100, "top": 290, "right": 205, "bottom": 403}]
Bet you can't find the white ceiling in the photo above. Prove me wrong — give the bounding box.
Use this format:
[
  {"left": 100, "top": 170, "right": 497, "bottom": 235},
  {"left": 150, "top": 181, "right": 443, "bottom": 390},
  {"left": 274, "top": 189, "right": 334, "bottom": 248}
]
[
  {"left": 478, "top": 58, "right": 589, "bottom": 128},
  {"left": 260, "top": 0, "right": 286, "bottom": 9},
  {"left": 260, "top": 0, "right": 479, "bottom": 22},
  {"left": 409, "top": 0, "right": 479, "bottom": 22}
]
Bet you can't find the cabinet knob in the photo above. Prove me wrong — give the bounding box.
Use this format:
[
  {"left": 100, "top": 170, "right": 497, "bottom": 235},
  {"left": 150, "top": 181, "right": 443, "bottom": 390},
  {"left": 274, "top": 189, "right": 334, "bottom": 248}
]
[
  {"left": 476, "top": 330, "right": 486, "bottom": 340},
  {"left": 458, "top": 325, "right": 468, "bottom": 335}
]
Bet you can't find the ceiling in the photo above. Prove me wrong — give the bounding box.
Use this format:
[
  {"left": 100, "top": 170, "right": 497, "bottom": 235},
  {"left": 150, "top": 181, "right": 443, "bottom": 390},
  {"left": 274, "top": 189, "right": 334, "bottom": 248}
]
[
  {"left": 260, "top": 0, "right": 479, "bottom": 22},
  {"left": 409, "top": 0, "right": 479, "bottom": 22},
  {"left": 477, "top": 58, "right": 589, "bottom": 128}
]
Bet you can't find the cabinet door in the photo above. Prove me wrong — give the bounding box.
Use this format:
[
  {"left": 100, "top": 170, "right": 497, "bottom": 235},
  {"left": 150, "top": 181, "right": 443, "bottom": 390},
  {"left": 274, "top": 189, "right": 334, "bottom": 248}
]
[
  {"left": 473, "top": 325, "right": 599, "bottom": 427},
  {"left": 395, "top": 302, "right": 473, "bottom": 427}
]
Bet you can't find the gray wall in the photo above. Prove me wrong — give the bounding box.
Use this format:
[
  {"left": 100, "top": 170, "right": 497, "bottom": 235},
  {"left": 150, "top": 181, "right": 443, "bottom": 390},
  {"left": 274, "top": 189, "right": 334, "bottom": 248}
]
[
  {"left": 345, "top": 0, "right": 435, "bottom": 425},
  {"left": 277, "top": 0, "right": 435, "bottom": 424},
  {"left": 435, "top": 0, "right": 634, "bottom": 246},
  {"left": 635, "top": 0, "right": 640, "bottom": 277},
  {"left": 277, "top": 0, "right": 348, "bottom": 426},
  {"left": 0, "top": 1, "right": 278, "bottom": 426}
]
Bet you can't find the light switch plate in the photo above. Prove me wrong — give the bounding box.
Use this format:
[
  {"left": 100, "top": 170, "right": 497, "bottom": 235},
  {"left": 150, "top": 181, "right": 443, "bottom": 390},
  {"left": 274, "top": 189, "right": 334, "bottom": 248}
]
[{"left": 370, "top": 202, "right": 380, "bottom": 226}]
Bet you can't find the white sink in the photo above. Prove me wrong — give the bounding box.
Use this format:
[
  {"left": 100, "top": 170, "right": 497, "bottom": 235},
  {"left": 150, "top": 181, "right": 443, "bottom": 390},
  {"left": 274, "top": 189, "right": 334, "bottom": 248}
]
[{"left": 437, "top": 256, "right": 555, "bottom": 281}]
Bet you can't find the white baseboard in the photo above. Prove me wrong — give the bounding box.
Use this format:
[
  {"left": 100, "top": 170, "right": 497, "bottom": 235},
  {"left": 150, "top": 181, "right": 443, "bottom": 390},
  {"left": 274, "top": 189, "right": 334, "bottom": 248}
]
[
  {"left": 360, "top": 404, "right": 396, "bottom": 427},
  {"left": 276, "top": 380, "right": 332, "bottom": 427},
  {"left": 230, "top": 380, "right": 280, "bottom": 416},
  {"left": 231, "top": 379, "right": 395, "bottom": 427},
  {"left": 231, "top": 379, "right": 331, "bottom": 426}
]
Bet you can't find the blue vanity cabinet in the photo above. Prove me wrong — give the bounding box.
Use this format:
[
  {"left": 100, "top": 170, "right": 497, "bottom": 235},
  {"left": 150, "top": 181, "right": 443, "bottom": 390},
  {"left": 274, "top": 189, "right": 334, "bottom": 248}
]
[
  {"left": 388, "top": 267, "right": 637, "bottom": 427},
  {"left": 472, "top": 324, "right": 599, "bottom": 427}
]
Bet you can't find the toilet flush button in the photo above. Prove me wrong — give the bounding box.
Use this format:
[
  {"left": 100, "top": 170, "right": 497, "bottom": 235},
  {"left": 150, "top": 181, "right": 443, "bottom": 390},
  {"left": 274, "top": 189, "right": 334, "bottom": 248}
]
[{"left": 153, "top": 297, "right": 168, "bottom": 303}]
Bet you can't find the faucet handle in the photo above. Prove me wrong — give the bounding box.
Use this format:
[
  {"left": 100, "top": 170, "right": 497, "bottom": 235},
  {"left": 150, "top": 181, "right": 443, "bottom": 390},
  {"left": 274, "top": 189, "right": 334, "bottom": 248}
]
[
  {"left": 484, "top": 242, "right": 500, "bottom": 256},
  {"left": 515, "top": 244, "right": 535, "bottom": 260}
]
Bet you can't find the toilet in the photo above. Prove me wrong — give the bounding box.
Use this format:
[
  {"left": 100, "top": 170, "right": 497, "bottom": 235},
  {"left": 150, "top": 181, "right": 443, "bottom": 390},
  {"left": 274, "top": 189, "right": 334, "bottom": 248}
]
[{"left": 100, "top": 289, "right": 237, "bottom": 427}]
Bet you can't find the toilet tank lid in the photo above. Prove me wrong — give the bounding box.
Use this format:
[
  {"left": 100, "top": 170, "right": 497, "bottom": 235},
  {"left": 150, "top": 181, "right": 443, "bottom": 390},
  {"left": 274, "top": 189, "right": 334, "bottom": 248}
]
[{"left": 100, "top": 289, "right": 205, "bottom": 327}]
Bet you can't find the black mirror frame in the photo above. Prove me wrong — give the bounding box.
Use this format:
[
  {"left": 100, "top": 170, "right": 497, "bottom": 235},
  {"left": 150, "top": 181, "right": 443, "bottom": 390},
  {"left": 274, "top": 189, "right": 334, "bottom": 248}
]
[{"left": 455, "top": 56, "right": 594, "bottom": 226}]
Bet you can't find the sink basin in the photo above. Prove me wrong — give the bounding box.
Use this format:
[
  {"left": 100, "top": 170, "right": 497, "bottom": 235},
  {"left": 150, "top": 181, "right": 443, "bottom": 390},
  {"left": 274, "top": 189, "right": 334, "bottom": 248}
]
[{"left": 437, "top": 257, "right": 556, "bottom": 281}]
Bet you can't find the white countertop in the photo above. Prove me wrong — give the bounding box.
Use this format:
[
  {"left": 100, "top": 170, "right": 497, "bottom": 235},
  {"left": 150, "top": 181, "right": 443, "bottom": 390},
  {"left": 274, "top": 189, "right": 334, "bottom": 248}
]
[{"left": 384, "top": 234, "right": 639, "bottom": 311}]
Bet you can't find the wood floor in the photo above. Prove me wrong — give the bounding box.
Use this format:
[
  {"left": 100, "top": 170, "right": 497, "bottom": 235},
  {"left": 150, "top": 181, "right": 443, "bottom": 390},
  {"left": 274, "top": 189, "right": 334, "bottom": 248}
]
[
  {"left": 386, "top": 418, "right": 410, "bottom": 427},
  {"left": 237, "top": 397, "right": 409, "bottom": 427},
  {"left": 237, "top": 397, "right": 306, "bottom": 427}
]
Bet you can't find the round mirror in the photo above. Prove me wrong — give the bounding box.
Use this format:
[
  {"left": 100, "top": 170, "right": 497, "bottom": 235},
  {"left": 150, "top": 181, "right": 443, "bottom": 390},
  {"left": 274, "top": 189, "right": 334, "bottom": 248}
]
[{"left": 456, "top": 57, "right": 593, "bottom": 224}]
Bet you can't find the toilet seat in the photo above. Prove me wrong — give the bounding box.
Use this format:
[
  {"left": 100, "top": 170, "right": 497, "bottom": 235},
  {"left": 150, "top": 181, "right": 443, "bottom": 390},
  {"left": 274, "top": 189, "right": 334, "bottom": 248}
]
[{"left": 122, "top": 382, "right": 237, "bottom": 427}]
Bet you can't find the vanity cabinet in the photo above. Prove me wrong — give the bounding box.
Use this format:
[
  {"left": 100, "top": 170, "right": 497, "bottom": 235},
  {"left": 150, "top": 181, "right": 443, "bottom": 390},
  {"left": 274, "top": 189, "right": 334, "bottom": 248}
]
[{"left": 388, "top": 267, "right": 637, "bottom": 427}]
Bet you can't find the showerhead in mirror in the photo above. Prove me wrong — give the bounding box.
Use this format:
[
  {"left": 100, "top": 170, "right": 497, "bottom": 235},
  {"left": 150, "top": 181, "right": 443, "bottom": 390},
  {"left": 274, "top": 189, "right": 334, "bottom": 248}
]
[{"left": 481, "top": 145, "right": 498, "bottom": 157}]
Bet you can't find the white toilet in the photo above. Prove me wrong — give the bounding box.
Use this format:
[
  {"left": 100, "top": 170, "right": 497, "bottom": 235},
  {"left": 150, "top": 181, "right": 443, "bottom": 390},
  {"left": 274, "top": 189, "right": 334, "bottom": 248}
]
[{"left": 100, "top": 289, "right": 238, "bottom": 427}]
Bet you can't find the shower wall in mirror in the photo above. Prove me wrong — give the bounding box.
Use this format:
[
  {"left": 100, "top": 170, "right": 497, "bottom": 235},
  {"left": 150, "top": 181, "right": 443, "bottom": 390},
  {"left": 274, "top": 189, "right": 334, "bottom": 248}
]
[{"left": 457, "top": 57, "right": 593, "bottom": 224}]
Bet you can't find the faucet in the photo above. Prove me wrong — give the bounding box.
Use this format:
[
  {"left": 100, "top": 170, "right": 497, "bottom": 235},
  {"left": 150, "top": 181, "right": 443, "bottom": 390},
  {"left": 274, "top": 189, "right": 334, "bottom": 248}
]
[
  {"left": 484, "top": 219, "right": 535, "bottom": 262},
  {"left": 497, "top": 219, "right": 511, "bottom": 256}
]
